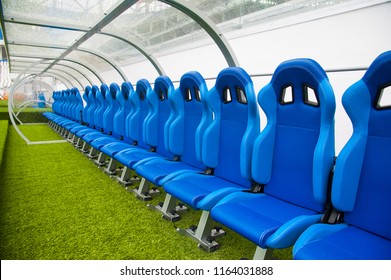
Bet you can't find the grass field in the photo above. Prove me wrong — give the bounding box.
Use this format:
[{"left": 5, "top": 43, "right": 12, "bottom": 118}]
[{"left": 0, "top": 124, "right": 292, "bottom": 260}]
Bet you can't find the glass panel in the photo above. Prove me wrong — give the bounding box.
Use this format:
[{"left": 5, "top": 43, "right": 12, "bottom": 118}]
[
  {"left": 79, "top": 34, "right": 147, "bottom": 66},
  {"left": 103, "top": 0, "right": 212, "bottom": 53},
  {"left": 2, "top": 0, "right": 120, "bottom": 29},
  {"left": 52, "top": 65, "right": 85, "bottom": 81},
  {"left": 5, "top": 22, "right": 84, "bottom": 47},
  {"left": 66, "top": 50, "right": 122, "bottom": 82},
  {"left": 66, "top": 50, "right": 110, "bottom": 71},
  {"left": 8, "top": 45, "right": 65, "bottom": 58},
  {"left": 59, "top": 60, "right": 102, "bottom": 85},
  {"left": 186, "top": 0, "right": 353, "bottom": 33}
]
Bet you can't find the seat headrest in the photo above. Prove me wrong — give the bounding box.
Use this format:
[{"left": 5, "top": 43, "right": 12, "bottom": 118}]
[
  {"left": 121, "top": 82, "right": 134, "bottom": 100},
  {"left": 110, "top": 83, "right": 120, "bottom": 99},
  {"left": 136, "top": 79, "right": 152, "bottom": 101},
  {"left": 154, "top": 76, "right": 174, "bottom": 101},
  {"left": 179, "top": 71, "right": 208, "bottom": 99},
  {"left": 100, "top": 84, "right": 110, "bottom": 100}
]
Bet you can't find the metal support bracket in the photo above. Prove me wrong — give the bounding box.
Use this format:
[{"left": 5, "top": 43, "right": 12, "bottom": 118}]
[
  {"left": 253, "top": 246, "right": 274, "bottom": 260},
  {"left": 177, "top": 210, "right": 225, "bottom": 252},
  {"left": 153, "top": 194, "right": 186, "bottom": 222}
]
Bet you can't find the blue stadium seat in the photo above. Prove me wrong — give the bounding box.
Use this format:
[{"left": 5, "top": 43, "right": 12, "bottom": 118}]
[
  {"left": 130, "top": 71, "right": 211, "bottom": 202},
  {"left": 210, "top": 58, "right": 336, "bottom": 259},
  {"left": 293, "top": 51, "right": 391, "bottom": 260},
  {"left": 105, "top": 76, "right": 180, "bottom": 190},
  {"left": 159, "top": 67, "right": 259, "bottom": 250}
]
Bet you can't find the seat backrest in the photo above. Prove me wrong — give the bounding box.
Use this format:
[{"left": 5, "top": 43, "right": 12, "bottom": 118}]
[
  {"left": 94, "top": 84, "right": 108, "bottom": 131},
  {"left": 89, "top": 85, "right": 100, "bottom": 128},
  {"left": 102, "top": 83, "right": 119, "bottom": 134},
  {"left": 68, "top": 88, "right": 77, "bottom": 121},
  {"left": 111, "top": 83, "right": 125, "bottom": 139},
  {"left": 126, "top": 79, "right": 151, "bottom": 149},
  {"left": 52, "top": 91, "right": 59, "bottom": 114},
  {"left": 58, "top": 90, "right": 66, "bottom": 116},
  {"left": 143, "top": 75, "right": 174, "bottom": 158},
  {"left": 202, "top": 67, "right": 260, "bottom": 186},
  {"left": 252, "top": 58, "right": 336, "bottom": 213},
  {"left": 332, "top": 51, "right": 391, "bottom": 240},
  {"left": 73, "top": 88, "right": 84, "bottom": 123},
  {"left": 122, "top": 82, "right": 135, "bottom": 143},
  {"left": 63, "top": 89, "right": 72, "bottom": 118},
  {"left": 82, "top": 86, "right": 92, "bottom": 125},
  {"left": 167, "top": 71, "right": 211, "bottom": 168}
]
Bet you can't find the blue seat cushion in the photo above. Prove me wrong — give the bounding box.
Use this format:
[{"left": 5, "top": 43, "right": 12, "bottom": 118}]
[
  {"left": 294, "top": 225, "right": 391, "bottom": 260},
  {"left": 82, "top": 131, "right": 107, "bottom": 144},
  {"left": 113, "top": 147, "right": 160, "bottom": 168},
  {"left": 90, "top": 136, "right": 120, "bottom": 150},
  {"left": 211, "top": 194, "right": 317, "bottom": 248},
  {"left": 163, "top": 173, "right": 247, "bottom": 209},
  {"left": 135, "top": 159, "right": 201, "bottom": 187},
  {"left": 75, "top": 127, "right": 98, "bottom": 138},
  {"left": 100, "top": 141, "right": 135, "bottom": 157}
]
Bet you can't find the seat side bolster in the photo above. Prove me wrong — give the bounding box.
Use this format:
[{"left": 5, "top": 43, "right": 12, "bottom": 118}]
[
  {"left": 197, "top": 187, "right": 246, "bottom": 211},
  {"left": 266, "top": 214, "right": 323, "bottom": 249},
  {"left": 293, "top": 223, "right": 348, "bottom": 257}
]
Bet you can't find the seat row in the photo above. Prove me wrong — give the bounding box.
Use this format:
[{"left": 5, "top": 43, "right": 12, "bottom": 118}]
[{"left": 43, "top": 51, "right": 391, "bottom": 260}]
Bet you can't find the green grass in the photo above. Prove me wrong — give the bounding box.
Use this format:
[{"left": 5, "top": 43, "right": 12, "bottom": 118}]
[
  {"left": 0, "top": 124, "right": 292, "bottom": 260},
  {"left": 0, "top": 120, "right": 9, "bottom": 167}
]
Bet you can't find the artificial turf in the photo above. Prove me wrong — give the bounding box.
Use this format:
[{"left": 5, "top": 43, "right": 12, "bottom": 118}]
[
  {"left": 0, "top": 124, "right": 292, "bottom": 260},
  {"left": 0, "top": 120, "right": 9, "bottom": 168}
]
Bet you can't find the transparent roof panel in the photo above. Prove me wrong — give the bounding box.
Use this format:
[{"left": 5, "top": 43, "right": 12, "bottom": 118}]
[
  {"left": 187, "top": 0, "right": 353, "bottom": 32},
  {"left": 8, "top": 45, "right": 65, "bottom": 58},
  {"left": 79, "top": 34, "right": 147, "bottom": 66},
  {"left": 2, "top": 0, "right": 120, "bottom": 29},
  {"left": 5, "top": 22, "right": 84, "bottom": 47},
  {"left": 59, "top": 60, "right": 102, "bottom": 85},
  {"left": 52, "top": 65, "right": 85, "bottom": 81},
  {"left": 66, "top": 50, "right": 111, "bottom": 71},
  {"left": 103, "top": 0, "right": 212, "bottom": 54}
]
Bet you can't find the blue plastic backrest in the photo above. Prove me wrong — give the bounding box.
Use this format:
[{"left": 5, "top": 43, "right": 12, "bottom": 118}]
[
  {"left": 68, "top": 89, "right": 77, "bottom": 120},
  {"left": 65, "top": 89, "right": 72, "bottom": 118},
  {"left": 332, "top": 51, "right": 391, "bottom": 240},
  {"left": 83, "top": 86, "right": 92, "bottom": 125},
  {"left": 52, "top": 91, "right": 58, "bottom": 114},
  {"left": 167, "top": 71, "right": 211, "bottom": 168},
  {"left": 143, "top": 75, "right": 174, "bottom": 158},
  {"left": 82, "top": 86, "right": 91, "bottom": 124},
  {"left": 102, "top": 83, "right": 118, "bottom": 134},
  {"left": 111, "top": 83, "right": 125, "bottom": 138},
  {"left": 202, "top": 67, "right": 259, "bottom": 185},
  {"left": 89, "top": 85, "right": 99, "bottom": 128},
  {"left": 59, "top": 90, "right": 66, "bottom": 116},
  {"left": 122, "top": 82, "right": 135, "bottom": 143},
  {"left": 73, "top": 88, "right": 83, "bottom": 122},
  {"left": 94, "top": 85, "right": 108, "bottom": 131},
  {"left": 252, "top": 58, "right": 335, "bottom": 213},
  {"left": 127, "top": 79, "right": 151, "bottom": 149}
]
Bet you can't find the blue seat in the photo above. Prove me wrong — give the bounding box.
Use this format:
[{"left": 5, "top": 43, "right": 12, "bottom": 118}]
[
  {"left": 293, "top": 51, "right": 391, "bottom": 260},
  {"left": 67, "top": 86, "right": 94, "bottom": 135},
  {"left": 210, "top": 58, "right": 336, "bottom": 259},
  {"left": 81, "top": 84, "right": 112, "bottom": 144},
  {"left": 159, "top": 67, "right": 260, "bottom": 250},
  {"left": 74, "top": 85, "right": 104, "bottom": 140},
  {"left": 106, "top": 76, "right": 180, "bottom": 189},
  {"left": 96, "top": 79, "right": 152, "bottom": 162},
  {"left": 97, "top": 82, "right": 136, "bottom": 157},
  {"left": 91, "top": 76, "right": 174, "bottom": 173},
  {"left": 133, "top": 71, "right": 211, "bottom": 188},
  {"left": 88, "top": 83, "right": 124, "bottom": 152}
]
